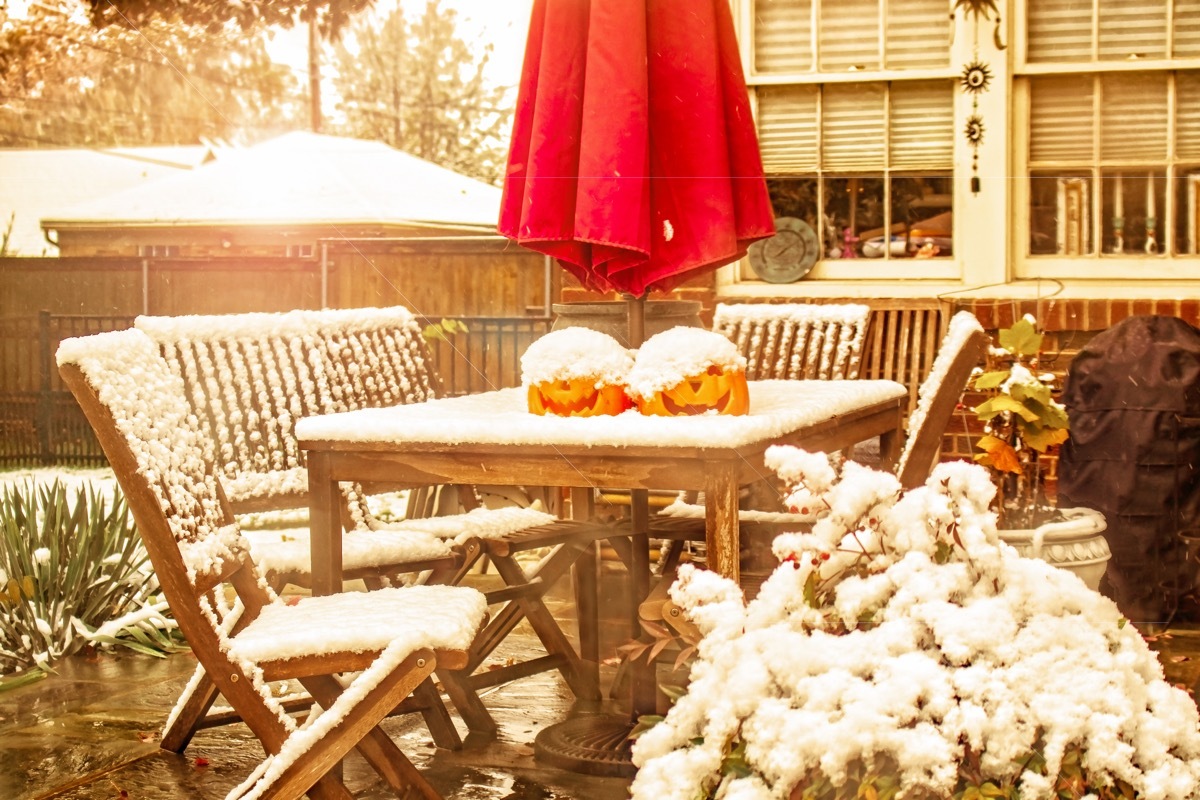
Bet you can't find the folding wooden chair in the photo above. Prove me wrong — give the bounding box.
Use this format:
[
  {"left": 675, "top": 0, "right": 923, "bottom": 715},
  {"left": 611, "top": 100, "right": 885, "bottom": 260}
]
[{"left": 58, "top": 327, "right": 489, "bottom": 800}]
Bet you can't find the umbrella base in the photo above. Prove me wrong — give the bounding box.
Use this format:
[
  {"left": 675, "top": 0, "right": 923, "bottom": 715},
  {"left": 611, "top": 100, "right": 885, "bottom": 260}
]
[
  {"left": 533, "top": 713, "right": 637, "bottom": 778},
  {"left": 551, "top": 300, "right": 701, "bottom": 348}
]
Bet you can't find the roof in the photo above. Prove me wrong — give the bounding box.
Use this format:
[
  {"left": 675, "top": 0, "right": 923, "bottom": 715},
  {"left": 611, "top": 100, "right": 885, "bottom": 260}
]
[
  {"left": 0, "top": 145, "right": 209, "bottom": 256},
  {"left": 41, "top": 132, "right": 504, "bottom": 235}
]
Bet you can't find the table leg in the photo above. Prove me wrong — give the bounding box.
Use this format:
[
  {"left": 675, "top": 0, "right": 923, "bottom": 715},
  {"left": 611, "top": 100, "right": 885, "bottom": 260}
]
[
  {"left": 705, "top": 463, "right": 741, "bottom": 584},
  {"left": 570, "top": 487, "right": 600, "bottom": 695},
  {"left": 307, "top": 453, "right": 342, "bottom": 597},
  {"left": 628, "top": 489, "right": 656, "bottom": 719}
]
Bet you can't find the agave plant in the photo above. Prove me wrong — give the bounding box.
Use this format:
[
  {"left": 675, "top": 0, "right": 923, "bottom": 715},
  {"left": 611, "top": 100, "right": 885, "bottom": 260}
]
[{"left": 0, "top": 478, "right": 183, "bottom": 685}]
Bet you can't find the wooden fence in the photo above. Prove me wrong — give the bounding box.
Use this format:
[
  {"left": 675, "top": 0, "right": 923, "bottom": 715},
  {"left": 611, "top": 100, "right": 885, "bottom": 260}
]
[{"left": 0, "top": 311, "right": 551, "bottom": 468}]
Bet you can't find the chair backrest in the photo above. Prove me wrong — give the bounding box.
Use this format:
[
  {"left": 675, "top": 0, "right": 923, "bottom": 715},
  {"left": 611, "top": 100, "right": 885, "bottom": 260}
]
[
  {"left": 894, "top": 311, "right": 990, "bottom": 489},
  {"left": 858, "top": 301, "right": 947, "bottom": 422},
  {"left": 56, "top": 329, "right": 272, "bottom": 670},
  {"left": 135, "top": 306, "right": 440, "bottom": 513},
  {"left": 713, "top": 302, "right": 870, "bottom": 381}
]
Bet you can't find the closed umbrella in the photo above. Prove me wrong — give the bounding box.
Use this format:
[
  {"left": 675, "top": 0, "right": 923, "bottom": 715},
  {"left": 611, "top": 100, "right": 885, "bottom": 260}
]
[
  {"left": 498, "top": 0, "right": 775, "bottom": 777},
  {"left": 498, "top": 0, "right": 775, "bottom": 341}
]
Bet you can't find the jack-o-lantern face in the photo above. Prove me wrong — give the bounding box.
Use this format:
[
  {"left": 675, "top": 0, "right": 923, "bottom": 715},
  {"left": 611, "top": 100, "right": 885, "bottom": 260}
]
[
  {"left": 527, "top": 379, "right": 633, "bottom": 417},
  {"left": 635, "top": 365, "right": 750, "bottom": 416}
]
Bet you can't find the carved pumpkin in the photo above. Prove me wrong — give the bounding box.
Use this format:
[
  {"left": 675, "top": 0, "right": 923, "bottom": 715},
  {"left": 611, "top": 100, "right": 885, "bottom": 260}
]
[
  {"left": 635, "top": 364, "right": 750, "bottom": 417},
  {"left": 527, "top": 379, "right": 633, "bottom": 417}
]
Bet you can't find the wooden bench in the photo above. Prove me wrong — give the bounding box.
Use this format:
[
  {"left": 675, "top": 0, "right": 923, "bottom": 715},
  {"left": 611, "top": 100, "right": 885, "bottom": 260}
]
[
  {"left": 135, "top": 306, "right": 616, "bottom": 731},
  {"left": 712, "top": 302, "right": 871, "bottom": 380}
]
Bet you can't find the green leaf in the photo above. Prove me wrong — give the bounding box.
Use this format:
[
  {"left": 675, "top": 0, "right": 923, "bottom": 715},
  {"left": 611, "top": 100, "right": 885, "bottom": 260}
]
[
  {"left": 998, "top": 318, "right": 1043, "bottom": 357},
  {"left": 974, "top": 394, "right": 1040, "bottom": 423},
  {"left": 973, "top": 370, "right": 1010, "bottom": 390},
  {"left": 1019, "top": 423, "right": 1069, "bottom": 452}
]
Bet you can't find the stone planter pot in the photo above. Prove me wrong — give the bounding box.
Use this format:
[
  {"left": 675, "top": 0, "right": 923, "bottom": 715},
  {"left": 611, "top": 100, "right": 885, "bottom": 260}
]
[{"left": 999, "top": 507, "right": 1111, "bottom": 591}]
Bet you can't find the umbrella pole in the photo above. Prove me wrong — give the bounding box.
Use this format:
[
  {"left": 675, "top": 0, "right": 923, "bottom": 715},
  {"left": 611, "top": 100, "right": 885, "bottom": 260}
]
[{"left": 625, "top": 293, "right": 646, "bottom": 348}]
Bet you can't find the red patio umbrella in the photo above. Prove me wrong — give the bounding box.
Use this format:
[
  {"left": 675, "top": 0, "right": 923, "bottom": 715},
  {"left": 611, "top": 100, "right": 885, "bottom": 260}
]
[{"left": 498, "top": 0, "right": 775, "bottom": 328}]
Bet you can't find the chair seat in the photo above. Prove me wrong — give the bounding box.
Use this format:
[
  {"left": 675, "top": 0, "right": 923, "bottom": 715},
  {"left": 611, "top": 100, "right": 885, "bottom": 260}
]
[
  {"left": 232, "top": 584, "right": 487, "bottom": 663},
  {"left": 243, "top": 506, "right": 557, "bottom": 577}
]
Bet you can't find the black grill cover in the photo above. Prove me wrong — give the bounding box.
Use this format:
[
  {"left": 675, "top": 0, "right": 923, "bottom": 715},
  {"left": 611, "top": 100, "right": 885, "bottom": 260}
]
[{"left": 1058, "top": 315, "right": 1200, "bottom": 626}]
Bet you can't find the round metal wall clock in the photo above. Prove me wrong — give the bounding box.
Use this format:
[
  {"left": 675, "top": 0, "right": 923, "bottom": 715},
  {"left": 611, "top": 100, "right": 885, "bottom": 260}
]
[{"left": 748, "top": 217, "right": 819, "bottom": 283}]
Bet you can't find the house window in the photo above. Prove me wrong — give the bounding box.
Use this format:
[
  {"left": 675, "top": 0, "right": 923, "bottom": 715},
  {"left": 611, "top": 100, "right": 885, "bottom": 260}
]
[
  {"left": 1025, "top": 69, "right": 1200, "bottom": 260},
  {"left": 756, "top": 79, "right": 955, "bottom": 275},
  {"left": 285, "top": 243, "right": 315, "bottom": 258}
]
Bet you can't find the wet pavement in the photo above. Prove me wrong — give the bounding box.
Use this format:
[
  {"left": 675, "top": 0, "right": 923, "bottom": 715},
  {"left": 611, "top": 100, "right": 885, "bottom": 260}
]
[
  {"left": 6, "top": 566, "right": 1200, "bottom": 800},
  {"left": 1, "top": 571, "right": 641, "bottom": 800}
]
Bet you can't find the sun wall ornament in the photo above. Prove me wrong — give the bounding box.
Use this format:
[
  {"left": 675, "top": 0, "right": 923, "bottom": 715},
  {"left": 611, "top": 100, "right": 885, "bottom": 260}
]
[{"left": 952, "top": 1, "right": 1005, "bottom": 195}]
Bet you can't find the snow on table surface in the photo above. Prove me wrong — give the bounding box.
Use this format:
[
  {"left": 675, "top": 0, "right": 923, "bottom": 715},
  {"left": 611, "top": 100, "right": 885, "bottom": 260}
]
[{"left": 296, "top": 379, "right": 906, "bottom": 450}]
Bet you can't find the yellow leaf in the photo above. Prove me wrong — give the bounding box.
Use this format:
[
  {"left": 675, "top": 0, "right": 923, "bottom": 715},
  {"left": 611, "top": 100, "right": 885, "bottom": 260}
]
[{"left": 976, "top": 435, "right": 1022, "bottom": 474}]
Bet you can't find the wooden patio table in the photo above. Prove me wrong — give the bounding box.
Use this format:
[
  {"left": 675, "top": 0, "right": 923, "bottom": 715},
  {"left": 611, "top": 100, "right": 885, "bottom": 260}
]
[
  {"left": 297, "top": 378, "right": 906, "bottom": 595},
  {"left": 298, "top": 378, "right": 904, "bottom": 772}
]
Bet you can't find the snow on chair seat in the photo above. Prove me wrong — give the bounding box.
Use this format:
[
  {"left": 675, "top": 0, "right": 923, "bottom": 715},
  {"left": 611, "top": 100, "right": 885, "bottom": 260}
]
[{"left": 57, "top": 327, "right": 486, "bottom": 800}]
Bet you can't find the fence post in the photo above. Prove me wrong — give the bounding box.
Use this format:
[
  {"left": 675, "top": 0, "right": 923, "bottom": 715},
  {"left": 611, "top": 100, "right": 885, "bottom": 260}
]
[{"left": 38, "top": 310, "right": 53, "bottom": 465}]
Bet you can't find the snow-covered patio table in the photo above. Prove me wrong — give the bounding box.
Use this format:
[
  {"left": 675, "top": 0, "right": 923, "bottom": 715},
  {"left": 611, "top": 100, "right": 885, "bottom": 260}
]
[{"left": 295, "top": 379, "right": 907, "bottom": 594}]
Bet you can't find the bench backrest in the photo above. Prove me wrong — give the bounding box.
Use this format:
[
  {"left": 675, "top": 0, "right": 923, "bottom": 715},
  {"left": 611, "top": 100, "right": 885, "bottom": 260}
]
[
  {"left": 135, "top": 306, "right": 440, "bottom": 514},
  {"left": 713, "top": 302, "right": 871, "bottom": 381}
]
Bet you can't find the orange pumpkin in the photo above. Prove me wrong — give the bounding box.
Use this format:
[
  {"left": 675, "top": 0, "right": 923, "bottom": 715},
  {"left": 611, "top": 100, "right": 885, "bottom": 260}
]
[
  {"left": 527, "top": 378, "right": 633, "bottom": 417},
  {"left": 635, "top": 365, "right": 750, "bottom": 417}
]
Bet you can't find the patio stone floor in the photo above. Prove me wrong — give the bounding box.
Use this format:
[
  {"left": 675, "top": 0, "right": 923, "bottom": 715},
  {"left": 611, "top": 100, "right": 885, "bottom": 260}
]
[
  {"left": 5, "top": 567, "right": 1200, "bottom": 800},
  {"left": 1, "top": 570, "right": 642, "bottom": 800}
]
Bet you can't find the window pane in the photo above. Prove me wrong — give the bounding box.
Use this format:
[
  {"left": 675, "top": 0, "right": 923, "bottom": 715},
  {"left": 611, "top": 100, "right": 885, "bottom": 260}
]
[
  {"left": 889, "top": 80, "right": 954, "bottom": 170},
  {"left": 1099, "top": 1, "right": 1167, "bottom": 60},
  {"left": 818, "top": 0, "right": 880, "bottom": 72},
  {"left": 1103, "top": 171, "right": 1165, "bottom": 255},
  {"left": 1030, "top": 172, "right": 1093, "bottom": 255},
  {"left": 1027, "top": 0, "right": 1093, "bottom": 63},
  {"left": 824, "top": 176, "right": 884, "bottom": 259},
  {"left": 884, "top": 0, "right": 950, "bottom": 70},
  {"left": 1100, "top": 73, "right": 1168, "bottom": 162},
  {"left": 754, "top": 0, "right": 814, "bottom": 73},
  {"left": 1177, "top": 170, "right": 1200, "bottom": 255},
  {"left": 766, "top": 177, "right": 833, "bottom": 255},
  {"left": 889, "top": 175, "right": 952, "bottom": 258},
  {"left": 757, "top": 85, "right": 820, "bottom": 172},
  {"left": 1179, "top": 71, "right": 1200, "bottom": 161},
  {"left": 1029, "top": 75, "right": 1095, "bottom": 163},
  {"left": 1176, "top": 0, "right": 1200, "bottom": 57},
  {"left": 822, "top": 83, "right": 886, "bottom": 170}
]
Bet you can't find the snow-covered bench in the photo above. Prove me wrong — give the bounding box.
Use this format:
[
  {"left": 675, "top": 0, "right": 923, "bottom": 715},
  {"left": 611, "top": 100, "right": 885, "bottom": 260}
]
[
  {"left": 712, "top": 302, "right": 871, "bottom": 381},
  {"left": 134, "top": 306, "right": 443, "bottom": 518}
]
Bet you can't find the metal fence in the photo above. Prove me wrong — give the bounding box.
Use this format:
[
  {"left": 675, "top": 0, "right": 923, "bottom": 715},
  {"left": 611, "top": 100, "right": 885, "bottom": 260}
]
[{"left": 0, "top": 312, "right": 553, "bottom": 468}]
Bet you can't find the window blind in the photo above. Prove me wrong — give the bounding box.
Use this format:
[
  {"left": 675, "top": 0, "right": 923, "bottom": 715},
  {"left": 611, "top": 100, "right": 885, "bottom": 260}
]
[
  {"left": 1176, "top": 0, "right": 1200, "bottom": 58},
  {"left": 757, "top": 85, "right": 820, "bottom": 172},
  {"left": 1098, "top": 2, "right": 1168, "bottom": 61},
  {"left": 889, "top": 81, "right": 954, "bottom": 169},
  {"left": 1099, "top": 73, "right": 1168, "bottom": 161},
  {"left": 753, "top": 0, "right": 814, "bottom": 74},
  {"left": 1029, "top": 75, "right": 1095, "bottom": 163},
  {"left": 1026, "top": 0, "right": 1094, "bottom": 63},
  {"left": 818, "top": 0, "right": 880, "bottom": 72},
  {"left": 821, "top": 82, "right": 886, "bottom": 170},
  {"left": 1178, "top": 71, "right": 1200, "bottom": 161},
  {"left": 884, "top": 0, "right": 950, "bottom": 70}
]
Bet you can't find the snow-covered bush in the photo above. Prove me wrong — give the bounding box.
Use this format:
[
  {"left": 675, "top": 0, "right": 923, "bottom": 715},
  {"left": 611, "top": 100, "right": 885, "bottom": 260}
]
[
  {"left": 0, "top": 477, "right": 179, "bottom": 685},
  {"left": 631, "top": 447, "right": 1200, "bottom": 800}
]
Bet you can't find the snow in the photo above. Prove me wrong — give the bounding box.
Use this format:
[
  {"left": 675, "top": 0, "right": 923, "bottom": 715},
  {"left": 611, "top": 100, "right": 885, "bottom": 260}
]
[
  {"left": 625, "top": 326, "right": 747, "bottom": 400},
  {"left": 520, "top": 327, "right": 634, "bottom": 387},
  {"left": 630, "top": 447, "right": 1200, "bottom": 799},
  {"left": 296, "top": 380, "right": 907, "bottom": 449},
  {"left": 712, "top": 303, "right": 870, "bottom": 381}
]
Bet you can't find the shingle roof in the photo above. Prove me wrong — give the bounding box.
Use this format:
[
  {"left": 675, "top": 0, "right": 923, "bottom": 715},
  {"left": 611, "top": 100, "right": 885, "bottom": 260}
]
[
  {"left": 41, "top": 132, "right": 503, "bottom": 234},
  {"left": 0, "top": 145, "right": 207, "bottom": 256}
]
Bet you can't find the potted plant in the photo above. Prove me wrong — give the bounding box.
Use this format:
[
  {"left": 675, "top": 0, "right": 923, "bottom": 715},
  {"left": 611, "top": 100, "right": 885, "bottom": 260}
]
[
  {"left": 630, "top": 447, "right": 1200, "bottom": 800},
  {"left": 970, "top": 315, "right": 1070, "bottom": 529}
]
